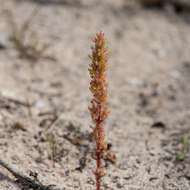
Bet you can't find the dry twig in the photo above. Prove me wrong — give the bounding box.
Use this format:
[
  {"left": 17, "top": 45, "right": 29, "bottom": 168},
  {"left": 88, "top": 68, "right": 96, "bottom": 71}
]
[{"left": 0, "top": 159, "right": 52, "bottom": 190}]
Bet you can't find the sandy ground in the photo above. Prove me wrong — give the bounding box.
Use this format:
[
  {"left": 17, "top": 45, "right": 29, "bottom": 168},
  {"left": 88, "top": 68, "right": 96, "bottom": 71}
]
[{"left": 0, "top": 0, "right": 190, "bottom": 189}]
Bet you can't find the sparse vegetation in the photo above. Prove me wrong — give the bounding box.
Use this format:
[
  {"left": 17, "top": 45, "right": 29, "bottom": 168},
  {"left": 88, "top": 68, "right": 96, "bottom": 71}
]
[
  {"left": 8, "top": 8, "right": 50, "bottom": 60},
  {"left": 1, "top": 1, "right": 190, "bottom": 189},
  {"left": 46, "top": 132, "right": 57, "bottom": 167},
  {"left": 177, "top": 136, "right": 188, "bottom": 161}
]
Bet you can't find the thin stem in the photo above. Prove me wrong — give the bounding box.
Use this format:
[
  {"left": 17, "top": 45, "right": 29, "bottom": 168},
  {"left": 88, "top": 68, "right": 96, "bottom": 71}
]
[
  {"left": 96, "top": 141, "right": 101, "bottom": 190},
  {"left": 96, "top": 106, "right": 102, "bottom": 190}
]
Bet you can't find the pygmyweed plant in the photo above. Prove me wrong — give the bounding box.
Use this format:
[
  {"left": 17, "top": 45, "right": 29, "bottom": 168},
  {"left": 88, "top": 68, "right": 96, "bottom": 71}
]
[{"left": 88, "top": 32, "right": 109, "bottom": 190}]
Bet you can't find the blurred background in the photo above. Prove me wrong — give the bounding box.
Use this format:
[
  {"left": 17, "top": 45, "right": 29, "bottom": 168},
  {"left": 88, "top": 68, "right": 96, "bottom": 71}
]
[{"left": 0, "top": 0, "right": 190, "bottom": 189}]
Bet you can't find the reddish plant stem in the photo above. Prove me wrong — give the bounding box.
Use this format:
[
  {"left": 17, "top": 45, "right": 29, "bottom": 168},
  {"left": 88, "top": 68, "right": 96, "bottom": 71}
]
[
  {"left": 95, "top": 106, "right": 102, "bottom": 190},
  {"left": 96, "top": 141, "right": 101, "bottom": 190},
  {"left": 88, "top": 32, "right": 109, "bottom": 190}
]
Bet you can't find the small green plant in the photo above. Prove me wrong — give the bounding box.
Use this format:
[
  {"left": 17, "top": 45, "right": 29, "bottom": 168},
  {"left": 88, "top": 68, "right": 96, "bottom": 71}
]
[
  {"left": 8, "top": 9, "right": 50, "bottom": 60},
  {"left": 88, "top": 32, "right": 110, "bottom": 190},
  {"left": 177, "top": 136, "right": 188, "bottom": 161},
  {"left": 46, "top": 132, "right": 57, "bottom": 167},
  {"left": 10, "top": 29, "right": 50, "bottom": 60}
]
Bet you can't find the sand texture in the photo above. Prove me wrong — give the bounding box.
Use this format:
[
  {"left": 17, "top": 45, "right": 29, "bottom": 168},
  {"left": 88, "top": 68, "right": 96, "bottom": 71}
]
[{"left": 0, "top": 0, "right": 190, "bottom": 189}]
